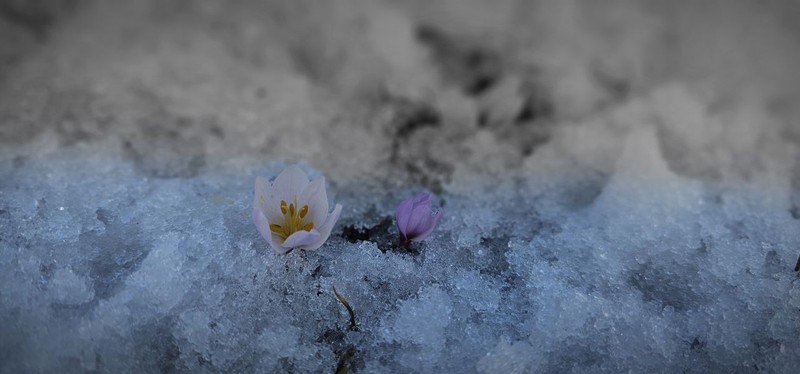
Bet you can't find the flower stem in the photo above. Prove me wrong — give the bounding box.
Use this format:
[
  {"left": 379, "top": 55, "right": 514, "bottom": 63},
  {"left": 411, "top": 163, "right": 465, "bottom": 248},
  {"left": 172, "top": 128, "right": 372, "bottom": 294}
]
[{"left": 332, "top": 285, "right": 356, "bottom": 330}]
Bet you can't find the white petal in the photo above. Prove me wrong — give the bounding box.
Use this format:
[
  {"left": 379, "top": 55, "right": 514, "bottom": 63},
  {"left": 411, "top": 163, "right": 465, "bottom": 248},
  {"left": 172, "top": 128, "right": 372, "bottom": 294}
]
[
  {"left": 253, "top": 208, "right": 290, "bottom": 254},
  {"left": 270, "top": 233, "right": 292, "bottom": 254},
  {"left": 299, "top": 177, "right": 329, "bottom": 225},
  {"left": 269, "top": 165, "right": 310, "bottom": 207},
  {"left": 300, "top": 204, "right": 342, "bottom": 251},
  {"left": 282, "top": 229, "right": 321, "bottom": 249},
  {"left": 255, "top": 177, "right": 282, "bottom": 223},
  {"left": 252, "top": 208, "right": 271, "bottom": 242}
]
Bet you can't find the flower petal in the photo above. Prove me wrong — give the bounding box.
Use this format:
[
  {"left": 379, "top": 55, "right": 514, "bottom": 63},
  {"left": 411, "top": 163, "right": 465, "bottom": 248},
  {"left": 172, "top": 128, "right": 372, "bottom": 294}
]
[
  {"left": 282, "top": 229, "right": 321, "bottom": 249},
  {"left": 255, "top": 177, "right": 282, "bottom": 223},
  {"left": 395, "top": 195, "right": 416, "bottom": 238},
  {"left": 254, "top": 208, "right": 290, "bottom": 253},
  {"left": 299, "top": 177, "right": 329, "bottom": 226},
  {"left": 252, "top": 207, "right": 272, "bottom": 242},
  {"left": 270, "top": 233, "right": 291, "bottom": 254},
  {"left": 300, "top": 203, "right": 342, "bottom": 251},
  {"left": 412, "top": 192, "right": 431, "bottom": 209},
  {"left": 270, "top": 165, "right": 310, "bottom": 206},
  {"left": 405, "top": 202, "right": 433, "bottom": 238},
  {"left": 406, "top": 212, "right": 432, "bottom": 239},
  {"left": 409, "top": 208, "right": 442, "bottom": 241}
]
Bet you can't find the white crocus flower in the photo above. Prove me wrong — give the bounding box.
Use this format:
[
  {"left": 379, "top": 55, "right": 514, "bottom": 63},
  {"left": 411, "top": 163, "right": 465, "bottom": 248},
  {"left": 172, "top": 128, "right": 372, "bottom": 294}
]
[{"left": 252, "top": 165, "right": 343, "bottom": 253}]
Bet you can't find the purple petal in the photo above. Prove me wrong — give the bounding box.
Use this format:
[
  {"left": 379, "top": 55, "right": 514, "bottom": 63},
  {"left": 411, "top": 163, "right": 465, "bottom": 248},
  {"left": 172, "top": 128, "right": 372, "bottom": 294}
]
[
  {"left": 405, "top": 203, "right": 433, "bottom": 237},
  {"left": 407, "top": 208, "right": 435, "bottom": 240},
  {"left": 412, "top": 192, "right": 431, "bottom": 208},
  {"left": 409, "top": 208, "right": 442, "bottom": 241},
  {"left": 282, "top": 230, "right": 321, "bottom": 249},
  {"left": 395, "top": 195, "right": 416, "bottom": 238}
]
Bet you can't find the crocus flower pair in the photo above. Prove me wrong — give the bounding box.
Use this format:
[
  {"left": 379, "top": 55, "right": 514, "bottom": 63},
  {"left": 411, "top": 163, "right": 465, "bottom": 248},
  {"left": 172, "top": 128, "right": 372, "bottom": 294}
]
[{"left": 253, "top": 166, "right": 442, "bottom": 253}]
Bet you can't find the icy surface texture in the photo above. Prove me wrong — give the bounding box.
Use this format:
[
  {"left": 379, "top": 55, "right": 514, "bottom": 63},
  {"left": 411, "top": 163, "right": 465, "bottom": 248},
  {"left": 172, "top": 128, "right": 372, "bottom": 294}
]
[{"left": 2, "top": 0, "right": 800, "bottom": 372}]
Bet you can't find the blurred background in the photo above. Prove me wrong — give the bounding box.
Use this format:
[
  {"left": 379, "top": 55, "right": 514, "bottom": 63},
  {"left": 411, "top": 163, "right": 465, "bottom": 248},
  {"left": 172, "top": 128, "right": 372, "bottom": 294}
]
[{"left": 2, "top": 0, "right": 799, "bottom": 186}]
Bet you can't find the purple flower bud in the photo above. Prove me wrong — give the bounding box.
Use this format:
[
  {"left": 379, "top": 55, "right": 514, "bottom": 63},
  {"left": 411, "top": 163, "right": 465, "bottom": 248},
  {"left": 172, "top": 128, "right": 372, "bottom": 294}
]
[{"left": 395, "top": 192, "right": 443, "bottom": 243}]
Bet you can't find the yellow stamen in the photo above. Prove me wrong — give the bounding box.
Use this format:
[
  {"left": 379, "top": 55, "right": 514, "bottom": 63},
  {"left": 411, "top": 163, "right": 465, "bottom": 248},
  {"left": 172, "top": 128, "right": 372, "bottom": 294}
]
[{"left": 270, "top": 196, "right": 314, "bottom": 240}]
